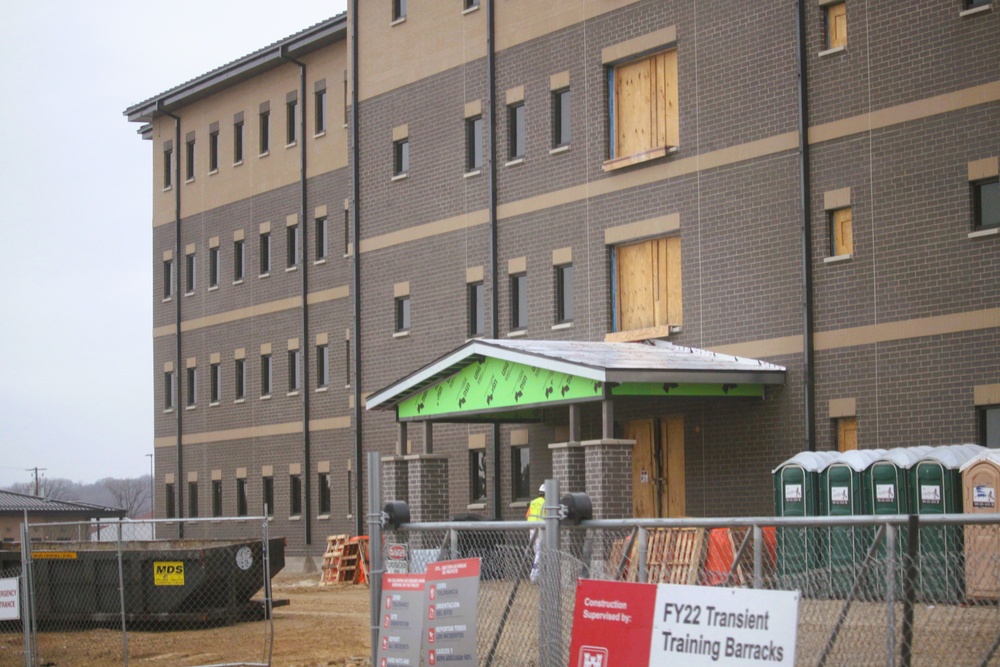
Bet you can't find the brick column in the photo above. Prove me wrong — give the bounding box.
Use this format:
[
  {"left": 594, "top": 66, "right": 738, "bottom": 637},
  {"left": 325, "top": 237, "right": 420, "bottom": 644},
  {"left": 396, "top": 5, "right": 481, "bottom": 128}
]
[
  {"left": 405, "top": 454, "right": 449, "bottom": 551},
  {"left": 381, "top": 456, "right": 409, "bottom": 505},
  {"left": 583, "top": 439, "right": 634, "bottom": 519},
  {"left": 549, "top": 442, "right": 586, "bottom": 493}
]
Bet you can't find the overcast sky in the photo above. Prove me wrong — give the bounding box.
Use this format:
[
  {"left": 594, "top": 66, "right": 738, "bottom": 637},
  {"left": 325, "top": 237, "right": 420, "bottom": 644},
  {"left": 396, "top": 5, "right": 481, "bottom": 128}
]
[{"left": 0, "top": 1, "right": 348, "bottom": 489}]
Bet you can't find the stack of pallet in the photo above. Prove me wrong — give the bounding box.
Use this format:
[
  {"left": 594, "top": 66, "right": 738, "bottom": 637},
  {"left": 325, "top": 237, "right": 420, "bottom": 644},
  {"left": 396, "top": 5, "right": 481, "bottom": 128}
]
[
  {"left": 609, "top": 527, "right": 707, "bottom": 584},
  {"left": 319, "top": 534, "right": 349, "bottom": 586}
]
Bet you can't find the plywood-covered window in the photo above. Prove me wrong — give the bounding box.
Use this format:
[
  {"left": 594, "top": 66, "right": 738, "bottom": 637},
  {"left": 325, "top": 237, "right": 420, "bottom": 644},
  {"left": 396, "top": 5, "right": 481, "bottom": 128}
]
[
  {"left": 826, "top": 3, "right": 847, "bottom": 50},
  {"left": 606, "top": 50, "right": 678, "bottom": 171},
  {"left": 614, "top": 236, "right": 681, "bottom": 334},
  {"left": 831, "top": 207, "right": 853, "bottom": 256}
]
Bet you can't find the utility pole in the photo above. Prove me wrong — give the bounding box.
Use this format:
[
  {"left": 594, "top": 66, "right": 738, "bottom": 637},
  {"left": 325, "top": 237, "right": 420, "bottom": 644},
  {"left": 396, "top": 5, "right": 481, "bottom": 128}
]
[{"left": 25, "top": 467, "right": 47, "bottom": 496}]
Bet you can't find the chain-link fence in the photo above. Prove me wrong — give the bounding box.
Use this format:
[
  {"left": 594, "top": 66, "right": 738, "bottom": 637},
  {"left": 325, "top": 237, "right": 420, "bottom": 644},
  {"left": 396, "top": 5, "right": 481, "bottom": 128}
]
[
  {"left": 5, "top": 516, "right": 278, "bottom": 667},
  {"left": 372, "top": 509, "right": 1000, "bottom": 666}
]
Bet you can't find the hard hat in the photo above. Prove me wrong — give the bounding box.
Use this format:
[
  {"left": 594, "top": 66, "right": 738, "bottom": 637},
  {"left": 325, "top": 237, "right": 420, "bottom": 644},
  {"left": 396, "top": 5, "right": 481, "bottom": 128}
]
[{"left": 538, "top": 484, "right": 546, "bottom": 494}]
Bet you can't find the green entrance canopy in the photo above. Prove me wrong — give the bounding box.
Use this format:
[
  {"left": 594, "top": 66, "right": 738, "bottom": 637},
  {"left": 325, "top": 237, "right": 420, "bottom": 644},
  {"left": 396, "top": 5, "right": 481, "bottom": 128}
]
[{"left": 366, "top": 339, "right": 785, "bottom": 422}]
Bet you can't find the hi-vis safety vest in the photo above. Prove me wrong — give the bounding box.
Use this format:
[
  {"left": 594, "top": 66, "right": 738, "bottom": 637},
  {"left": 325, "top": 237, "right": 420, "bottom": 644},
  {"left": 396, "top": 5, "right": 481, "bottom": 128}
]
[{"left": 526, "top": 495, "right": 545, "bottom": 522}]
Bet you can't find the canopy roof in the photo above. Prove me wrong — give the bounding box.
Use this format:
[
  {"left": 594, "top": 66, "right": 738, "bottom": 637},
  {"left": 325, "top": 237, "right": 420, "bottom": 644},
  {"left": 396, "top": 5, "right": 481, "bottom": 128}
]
[{"left": 367, "top": 339, "right": 786, "bottom": 422}]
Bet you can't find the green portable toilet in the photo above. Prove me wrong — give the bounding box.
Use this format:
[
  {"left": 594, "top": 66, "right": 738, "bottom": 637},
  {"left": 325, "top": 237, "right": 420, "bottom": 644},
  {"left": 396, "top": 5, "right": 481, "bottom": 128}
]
[
  {"left": 773, "top": 451, "right": 837, "bottom": 597},
  {"left": 908, "top": 444, "right": 985, "bottom": 602},
  {"left": 820, "top": 449, "right": 883, "bottom": 598},
  {"left": 863, "top": 447, "right": 930, "bottom": 597}
]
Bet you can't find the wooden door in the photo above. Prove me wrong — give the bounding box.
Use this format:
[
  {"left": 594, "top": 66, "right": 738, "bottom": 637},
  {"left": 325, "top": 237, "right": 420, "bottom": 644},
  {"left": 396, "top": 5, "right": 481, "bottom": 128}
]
[
  {"left": 629, "top": 419, "right": 658, "bottom": 518},
  {"left": 629, "top": 416, "right": 686, "bottom": 518},
  {"left": 660, "top": 415, "right": 686, "bottom": 517}
]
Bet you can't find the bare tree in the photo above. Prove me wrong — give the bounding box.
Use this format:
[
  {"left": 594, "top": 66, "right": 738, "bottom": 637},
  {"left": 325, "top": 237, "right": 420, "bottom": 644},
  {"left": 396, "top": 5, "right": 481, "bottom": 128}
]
[
  {"left": 6, "top": 478, "right": 69, "bottom": 500},
  {"left": 102, "top": 477, "right": 149, "bottom": 518}
]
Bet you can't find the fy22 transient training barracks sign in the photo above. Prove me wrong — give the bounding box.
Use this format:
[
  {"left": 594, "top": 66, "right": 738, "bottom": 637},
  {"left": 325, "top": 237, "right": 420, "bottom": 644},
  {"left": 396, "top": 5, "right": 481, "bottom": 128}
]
[{"left": 569, "top": 579, "right": 799, "bottom": 666}]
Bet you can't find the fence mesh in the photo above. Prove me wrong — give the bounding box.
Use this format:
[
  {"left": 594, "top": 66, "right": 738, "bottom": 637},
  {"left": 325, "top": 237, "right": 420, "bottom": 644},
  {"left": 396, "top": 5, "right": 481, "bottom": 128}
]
[{"left": 10, "top": 516, "right": 276, "bottom": 667}]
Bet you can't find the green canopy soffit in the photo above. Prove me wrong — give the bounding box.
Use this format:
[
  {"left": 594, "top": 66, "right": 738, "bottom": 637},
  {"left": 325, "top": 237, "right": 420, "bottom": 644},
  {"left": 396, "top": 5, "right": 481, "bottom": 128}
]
[{"left": 396, "top": 356, "right": 763, "bottom": 421}]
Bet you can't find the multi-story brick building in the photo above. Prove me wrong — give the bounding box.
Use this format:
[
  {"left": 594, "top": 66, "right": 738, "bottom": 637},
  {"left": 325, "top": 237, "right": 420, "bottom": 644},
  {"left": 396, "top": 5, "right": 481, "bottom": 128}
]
[{"left": 126, "top": 1, "right": 1000, "bottom": 566}]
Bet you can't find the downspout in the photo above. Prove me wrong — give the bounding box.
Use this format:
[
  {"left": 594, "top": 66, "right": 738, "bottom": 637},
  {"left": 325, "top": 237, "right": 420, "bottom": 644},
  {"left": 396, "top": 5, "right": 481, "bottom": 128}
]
[
  {"left": 486, "top": 0, "right": 502, "bottom": 520},
  {"left": 796, "top": 0, "right": 816, "bottom": 452},
  {"left": 279, "top": 46, "right": 312, "bottom": 548},
  {"left": 160, "top": 103, "right": 185, "bottom": 535},
  {"left": 350, "top": 0, "right": 365, "bottom": 536}
]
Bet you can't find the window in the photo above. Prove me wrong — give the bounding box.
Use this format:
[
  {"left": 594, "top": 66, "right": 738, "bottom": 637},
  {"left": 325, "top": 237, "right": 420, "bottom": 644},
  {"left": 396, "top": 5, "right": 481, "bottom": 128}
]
[
  {"left": 209, "top": 246, "right": 220, "bottom": 287},
  {"left": 164, "top": 371, "right": 175, "bottom": 410},
  {"left": 259, "top": 110, "right": 270, "bottom": 154},
  {"left": 346, "top": 465, "right": 354, "bottom": 516},
  {"left": 395, "top": 296, "right": 411, "bottom": 332},
  {"left": 315, "top": 88, "right": 327, "bottom": 134},
  {"left": 464, "top": 0, "right": 479, "bottom": 8},
  {"left": 974, "top": 179, "right": 999, "bottom": 230},
  {"left": 185, "top": 251, "right": 196, "bottom": 294},
  {"left": 830, "top": 207, "right": 853, "bottom": 256},
  {"left": 287, "top": 224, "right": 299, "bottom": 268},
  {"left": 392, "top": 0, "right": 406, "bottom": 21},
  {"left": 163, "top": 258, "right": 174, "bottom": 299},
  {"left": 165, "top": 483, "right": 176, "bottom": 519},
  {"left": 982, "top": 406, "right": 1000, "bottom": 448},
  {"left": 234, "top": 239, "right": 245, "bottom": 281},
  {"left": 286, "top": 98, "right": 297, "bottom": 145},
  {"left": 234, "top": 119, "right": 244, "bottom": 163},
  {"left": 556, "top": 264, "right": 574, "bottom": 323},
  {"left": 466, "top": 116, "right": 483, "bottom": 172},
  {"left": 468, "top": 282, "right": 485, "bottom": 337},
  {"left": 210, "top": 362, "right": 221, "bottom": 404},
  {"left": 288, "top": 349, "right": 301, "bottom": 392},
  {"left": 188, "top": 481, "right": 199, "bottom": 518},
  {"left": 966, "top": 0, "right": 991, "bottom": 7},
  {"left": 553, "top": 89, "right": 571, "bottom": 148},
  {"left": 186, "top": 366, "right": 197, "bottom": 407},
  {"left": 185, "top": 138, "right": 195, "bottom": 180},
  {"left": 343, "top": 209, "right": 351, "bottom": 255},
  {"left": 315, "top": 217, "right": 328, "bottom": 261},
  {"left": 262, "top": 476, "right": 274, "bottom": 516},
  {"left": 261, "top": 354, "right": 272, "bottom": 396},
  {"left": 393, "top": 138, "right": 409, "bottom": 176},
  {"left": 508, "top": 103, "right": 525, "bottom": 160},
  {"left": 290, "top": 474, "right": 302, "bottom": 516},
  {"left": 212, "top": 480, "right": 223, "bottom": 517},
  {"left": 318, "top": 472, "right": 331, "bottom": 515},
  {"left": 607, "top": 50, "right": 678, "bottom": 168},
  {"left": 260, "top": 232, "right": 271, "bottom": 275},
  {"left": 235, "top": 358, "right": 246, "bottom": 400},
  {"left": 510, "top": 273, "right": 527, "bottom": 330},
  {"left": 614, "top": 236, "right": 682, "bottom": 333},
  {"left": 163, "top": 147, "right": 173, "bottom": 188},
  {"left": 236, "top": 478, "right": 248, "bottom": 517},
  {"left": 470, "top": 449, "right": 487, "bottom": 503},
  {"left": 345, "top": 338, "right": 351, "bottom": 387},
  {"left": 826, "top": 3, "right": 847, "bottom": 50},
  {"left": 837, "top": 417, "right": 858, "bottom": 452},
  {"left": 209, "top": 130, "right": 219, "bottom": 172},
  {"left": 317, "top": 344, "right": 329, "bottom": 388},
  {"left": 512, "top": 446, "right": 530, "bottom": 501}
]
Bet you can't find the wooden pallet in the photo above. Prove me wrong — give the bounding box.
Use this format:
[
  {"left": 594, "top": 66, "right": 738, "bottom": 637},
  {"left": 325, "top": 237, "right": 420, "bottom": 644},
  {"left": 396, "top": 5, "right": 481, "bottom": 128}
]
[
  {"left": 610, "top": 527, "right": 707, "bottom": 584},
  {"left": 337, "top": 536, "right": 371, "bottom": 584},
  {"left": 319, "top": 534, "right": 349, "bottom": 586}
]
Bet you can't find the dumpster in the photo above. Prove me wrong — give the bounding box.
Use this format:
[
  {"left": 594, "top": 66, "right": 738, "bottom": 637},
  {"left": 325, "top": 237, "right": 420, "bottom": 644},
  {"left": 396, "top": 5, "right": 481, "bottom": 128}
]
[
  {"left": 908, "top": 444, "right": 984, "bottom": 602},
  {"left": 773, "top": 451, "right": 836, "bottom": 596},
  {"left": 820, "top": 449, "right": 883, "bottom": 598},
  {"left": 960, "top": 449, "right": 1000, "bottom": 599}
]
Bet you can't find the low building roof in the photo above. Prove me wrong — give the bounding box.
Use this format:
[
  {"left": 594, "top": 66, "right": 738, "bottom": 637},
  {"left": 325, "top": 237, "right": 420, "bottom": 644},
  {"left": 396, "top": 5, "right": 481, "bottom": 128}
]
[{"left": 0, "top": 489, "right": 124, "bottom": 517}]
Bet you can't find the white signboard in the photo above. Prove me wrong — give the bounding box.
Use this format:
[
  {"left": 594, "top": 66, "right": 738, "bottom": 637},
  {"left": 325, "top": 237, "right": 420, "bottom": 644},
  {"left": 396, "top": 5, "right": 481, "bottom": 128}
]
[
  {"left": 784, "top": 484, "right": 802, "bottom": 503},
  {"left": 973, "top": 485, "right": 996, "bottom": 508},
  {"left": 830, "top": 487, "right": 849, "bottom": 505},
  {"left": 876, "top": 484, "right": 895, "bottom": 503},
  {"left": 0, "top": 578, "right": 19, "bottom": 621},
  {"left": 652, "top": 584, "right": 799, "bottom": 666},
  {"left": 921, "top": 485, "right": 941, "bottom": 505}
]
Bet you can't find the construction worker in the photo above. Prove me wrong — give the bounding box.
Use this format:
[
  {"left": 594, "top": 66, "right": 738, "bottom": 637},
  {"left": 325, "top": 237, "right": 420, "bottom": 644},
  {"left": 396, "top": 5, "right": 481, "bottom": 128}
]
[{"left": 526, "top": 484, "right": 545, "bottom": 582}]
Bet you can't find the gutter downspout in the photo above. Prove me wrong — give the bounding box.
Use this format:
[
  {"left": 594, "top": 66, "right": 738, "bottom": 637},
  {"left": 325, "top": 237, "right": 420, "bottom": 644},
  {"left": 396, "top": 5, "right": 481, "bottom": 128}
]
[
  {"left": 350, "top": 0, "right": 364, "bottom": 537},
  {"left": 160, "top": 103, "right": 185, "bottom": 535},
  {"left": 279, "top": 46, "right": 312, "bottom": 549},
  {"left": 796, "top": 0, "right": 816, "bottom": 452},
  {"left": 486, "top": 0, "right": 502, "bottom": 520}
]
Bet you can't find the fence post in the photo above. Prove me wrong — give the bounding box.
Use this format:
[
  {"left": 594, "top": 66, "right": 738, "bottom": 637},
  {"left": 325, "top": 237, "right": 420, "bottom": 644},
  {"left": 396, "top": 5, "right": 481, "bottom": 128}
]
[
  {"left": 20, "top": 514, "right": 35, "bottom": 667},
  {"left": 637, "top": 526, "right": 648, "bottom": 583},
  {"left": 367, "top": 451, "right": 384, "bottom": 667},
  {"left": 117, "top": 520, "right": 129, "bottom": 667},
  {"left": 886, "top": 522, "right": 896, "bottom": 667},
  {"left": 540, "top": 478, "right": 561, "bottom": 667},
  {"left": 900, "top": 514, "right": 919, "bottom": 667},
  {"left": 753, "top": 524, "right": 763, "bottom": 589}
]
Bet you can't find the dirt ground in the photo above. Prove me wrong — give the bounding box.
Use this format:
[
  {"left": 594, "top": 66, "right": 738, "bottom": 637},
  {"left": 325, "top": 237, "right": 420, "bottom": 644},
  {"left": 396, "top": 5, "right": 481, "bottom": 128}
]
[{"left": 0, "top": 573, "right": 374, "bottom": 667}]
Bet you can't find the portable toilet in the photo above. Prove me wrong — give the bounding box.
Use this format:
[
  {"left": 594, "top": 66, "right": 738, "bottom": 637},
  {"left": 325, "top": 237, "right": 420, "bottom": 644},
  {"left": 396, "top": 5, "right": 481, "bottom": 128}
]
[
  {"left": 773, "top": 451, "right": 837, "bottom": 596},
  {"left": 908, "top": 444, "right": 985, "bottom": 602},
  {"left": 960, "top": 449, "right": 1000, "bottom": 599},
  {"left": 820, "top": 449, "right": 884, "bottom": 598},
  {"left": 862, "top": 446, "right": 930, "bottom": 597}
]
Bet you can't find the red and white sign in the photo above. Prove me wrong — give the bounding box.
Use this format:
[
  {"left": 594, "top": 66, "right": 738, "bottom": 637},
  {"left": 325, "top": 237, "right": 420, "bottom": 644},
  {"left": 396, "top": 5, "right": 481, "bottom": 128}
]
[
  {"left": 568, "top": 579, "right": 799, "bottom": 667},
  {"left": 0, "top": 578, "right": 19, "bottom": 621}
]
